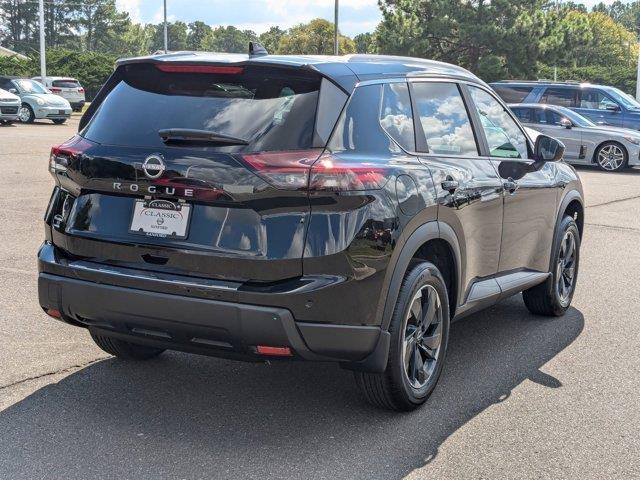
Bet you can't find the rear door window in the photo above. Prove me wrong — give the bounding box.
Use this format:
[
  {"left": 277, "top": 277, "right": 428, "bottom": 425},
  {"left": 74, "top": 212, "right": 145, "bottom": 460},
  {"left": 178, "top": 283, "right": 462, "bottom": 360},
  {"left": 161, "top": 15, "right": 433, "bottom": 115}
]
[
  {"left": 379, "top": 82, "right": 415, "bottom": 152},
  {"left": 83, "top": 63, "right": 322, "bottom": 152},
  {"left": 493, "top": 85, "right": 533, "bottom": 103},
  {"left": 412, "top": 82, "right": 479, "bottom": 156},
  {"left": 541, "top": 87, "right": 577, "bottom": 108}
]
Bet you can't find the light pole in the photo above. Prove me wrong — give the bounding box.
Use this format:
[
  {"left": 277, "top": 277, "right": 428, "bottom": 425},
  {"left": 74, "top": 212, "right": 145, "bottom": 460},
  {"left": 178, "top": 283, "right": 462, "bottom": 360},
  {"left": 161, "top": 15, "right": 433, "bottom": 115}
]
[
  {"left": 38, "top": 0, "right": 46, "bottom": 78},
  {"left": 163, "top": 0, "right": 168, "bottom": 53},
  {"left": 334, "top": 0, "right": 339, "bottom": 55},
  {"left": 636, "top": 43, "right": 640, "bottom": 101}
]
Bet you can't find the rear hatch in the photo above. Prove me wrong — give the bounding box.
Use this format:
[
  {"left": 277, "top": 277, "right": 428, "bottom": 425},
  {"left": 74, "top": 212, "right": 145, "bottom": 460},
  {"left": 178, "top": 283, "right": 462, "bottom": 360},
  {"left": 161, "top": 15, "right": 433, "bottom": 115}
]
[
  {"left": 50, "top": 78, "right": 85, "bottom": 102},
  {"left": 50, "top": 62, "right": 345, "bottom": 282}
]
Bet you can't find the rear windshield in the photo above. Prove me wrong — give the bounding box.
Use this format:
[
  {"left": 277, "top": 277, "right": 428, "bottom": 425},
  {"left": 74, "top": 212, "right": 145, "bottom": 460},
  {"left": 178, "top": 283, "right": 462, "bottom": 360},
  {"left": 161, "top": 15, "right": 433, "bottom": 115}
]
[
  {"left": 52, "top": 79, "right": 80, "bottom": 88},
  {"left": 82, "top": 63, "right": 321, "bottom": 151}
]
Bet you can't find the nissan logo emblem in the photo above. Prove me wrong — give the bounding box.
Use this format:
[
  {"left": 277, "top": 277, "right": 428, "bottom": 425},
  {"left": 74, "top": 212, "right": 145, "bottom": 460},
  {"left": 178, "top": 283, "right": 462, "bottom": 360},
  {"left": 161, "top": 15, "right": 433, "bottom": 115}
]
[{"left": 142, "top": 154, "right": 166, "bottom": 179}]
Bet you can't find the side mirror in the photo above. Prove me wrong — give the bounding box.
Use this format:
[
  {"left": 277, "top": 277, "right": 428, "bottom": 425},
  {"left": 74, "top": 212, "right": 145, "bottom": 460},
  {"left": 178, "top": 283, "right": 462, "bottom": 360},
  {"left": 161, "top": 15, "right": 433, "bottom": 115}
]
[
  {"left": 8, "top": 88, "right": 17, "bottom": 94},
  {"left": 560, "top": 118, "right": 572, "bottom": 129},
  {"left": 605, "top": 104, "right": 621, "bottom": 112},
  {"left": 534, "top": 134, "right": 564, "bottom": 163}
]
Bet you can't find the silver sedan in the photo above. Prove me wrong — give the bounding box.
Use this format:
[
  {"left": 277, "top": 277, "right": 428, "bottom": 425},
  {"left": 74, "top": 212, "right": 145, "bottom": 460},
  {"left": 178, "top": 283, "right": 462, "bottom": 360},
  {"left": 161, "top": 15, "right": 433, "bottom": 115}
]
[{"left": 509, "top": 103, "right": 640, "bottom": 172}]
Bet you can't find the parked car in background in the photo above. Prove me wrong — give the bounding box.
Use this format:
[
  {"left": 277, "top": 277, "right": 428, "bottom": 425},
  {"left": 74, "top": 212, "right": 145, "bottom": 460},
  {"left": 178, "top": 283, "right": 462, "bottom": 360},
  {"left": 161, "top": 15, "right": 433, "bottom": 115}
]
[
  {"left": 38, "top": 51, "right": 584, "bottom": 411},
  {"left": 32, "top": 76, "right": 85, "bottom": 112},
  {"left": 0, "top": 76, "right": 72, "bottom": 124},
  {"left": 510, "top": 103, "right": 640, "bottom": 172},
  {"left": 491, "top": 81, "right": 640, "bottom": 131},
  {"left": 0, "top": 87, "right": 20, "bottom": 124}
]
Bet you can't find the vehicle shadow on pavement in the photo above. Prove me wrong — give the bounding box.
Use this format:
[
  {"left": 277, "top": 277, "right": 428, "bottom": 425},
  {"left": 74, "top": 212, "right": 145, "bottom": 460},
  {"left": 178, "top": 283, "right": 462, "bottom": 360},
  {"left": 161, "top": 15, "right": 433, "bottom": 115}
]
[{"left": 0, "top": 296, "right": 583, "bottom": 480}]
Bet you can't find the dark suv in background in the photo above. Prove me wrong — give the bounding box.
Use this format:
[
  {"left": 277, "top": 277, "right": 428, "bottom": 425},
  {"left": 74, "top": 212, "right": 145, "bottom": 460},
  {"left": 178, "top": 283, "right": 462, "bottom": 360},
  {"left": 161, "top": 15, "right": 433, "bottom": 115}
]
[
  {"left": 492, "top": 80, "right": 640, "bottom": 130},
  {"left": 38, "top": 50, "right": 584, "bottom": 410}
]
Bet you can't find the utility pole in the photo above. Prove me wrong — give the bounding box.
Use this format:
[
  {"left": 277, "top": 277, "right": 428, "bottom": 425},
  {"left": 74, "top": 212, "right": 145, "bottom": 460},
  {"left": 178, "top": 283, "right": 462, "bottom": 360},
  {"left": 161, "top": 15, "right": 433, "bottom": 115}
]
[
  {"left": 163, "top": 0, "right": 168, "bottom": 53},
  {"left": 334, "top": 0, "right": 339, "bottom": 55},
  {"left": 38, "top": 0, "right": 46, "bottom": 78},
  {"left": 636, "top": 44, "right": 640, "bottom": 101}
]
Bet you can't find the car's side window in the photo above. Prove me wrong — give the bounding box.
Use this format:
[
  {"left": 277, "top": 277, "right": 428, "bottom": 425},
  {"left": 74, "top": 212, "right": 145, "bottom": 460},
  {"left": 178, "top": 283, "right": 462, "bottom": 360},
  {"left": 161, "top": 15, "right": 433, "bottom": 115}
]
[
  {"left": 512, "top": 107, "right": 533, "bottom": 123},
  {"left": 469, "top": 86, "right": 529, "bottom": 159},
  {"left": 578, "top": 89, "right": 618, "bottom": 110},
  {"left": 412, "top": 82, "right": 479, "bottom": 157},
  {"left": 547, "top": 110, "right": 567, "bottom": 125},
  {"left": 541, "top": 87, "right": 577, "bottom": 108},
  {"left": 379, "top": 82, "right": 415, "bottom": 152}
]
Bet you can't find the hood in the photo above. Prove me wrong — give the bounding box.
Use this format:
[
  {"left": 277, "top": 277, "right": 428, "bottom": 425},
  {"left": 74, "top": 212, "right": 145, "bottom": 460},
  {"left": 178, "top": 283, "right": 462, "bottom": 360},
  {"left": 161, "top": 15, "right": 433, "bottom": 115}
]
[
  {"left": 24, "top": 93, "right": 71, "bottom": 107},
  {"left": 0, "top": 88, "right": 20, "bottom": 102}
]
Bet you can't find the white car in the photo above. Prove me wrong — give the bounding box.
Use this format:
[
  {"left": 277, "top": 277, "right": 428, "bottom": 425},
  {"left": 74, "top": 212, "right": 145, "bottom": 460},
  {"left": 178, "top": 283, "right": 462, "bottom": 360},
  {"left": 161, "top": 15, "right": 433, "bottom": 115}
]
[
  {"left": 0, "top": 87, "right": 20, "bottom": 124},
  {"left": 32, "top": 76, "right": 85, "bottom": 112}
]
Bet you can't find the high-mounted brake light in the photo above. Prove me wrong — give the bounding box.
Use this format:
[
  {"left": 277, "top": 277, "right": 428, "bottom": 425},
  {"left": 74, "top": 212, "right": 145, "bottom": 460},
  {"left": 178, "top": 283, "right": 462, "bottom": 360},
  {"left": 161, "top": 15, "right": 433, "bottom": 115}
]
[
  {"left": 156, "top": 64, "right": 244, "bottom": 75},
  {"left": 49, "top": 135, "right": 94, "bottom": 174}
]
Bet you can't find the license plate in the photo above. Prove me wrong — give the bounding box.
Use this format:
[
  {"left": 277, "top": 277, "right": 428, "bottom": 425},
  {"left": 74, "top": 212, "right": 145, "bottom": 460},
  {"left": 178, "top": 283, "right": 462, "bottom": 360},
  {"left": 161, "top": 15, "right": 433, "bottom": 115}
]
[
  {"left": 129, "top": 199, "right": 191, "bottom": 239},
  {"left": 58, "top": 110, "right": 66, "bottom": 115}
]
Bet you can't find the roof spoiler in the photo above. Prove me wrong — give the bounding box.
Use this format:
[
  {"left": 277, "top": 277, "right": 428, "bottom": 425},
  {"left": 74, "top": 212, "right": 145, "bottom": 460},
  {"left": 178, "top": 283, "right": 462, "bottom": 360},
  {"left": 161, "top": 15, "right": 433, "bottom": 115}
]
[{"left": 249, "top": 42, "right": 268, "bottom": 57}]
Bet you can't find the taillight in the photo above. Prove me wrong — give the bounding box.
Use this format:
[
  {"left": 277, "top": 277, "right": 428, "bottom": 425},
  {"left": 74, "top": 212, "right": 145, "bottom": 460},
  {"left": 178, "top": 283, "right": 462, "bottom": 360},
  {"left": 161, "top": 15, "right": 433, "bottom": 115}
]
[
  {"left": 78, "top": 87, "right": 84, "bottom": 93},
  {"left": 49, "top": 87, "right": 62, "bottom": 93},
  {"left": 239, "top": 150, "right": 389, "bottom": 192},
  {"left": 309, "top": 154, "right": 387, "bottom": 191},
  {"left": 156, "top": 64, "right": 244, "bottom": 74},
  {"left": 49, "top": 135, "right": 94, "bottom": 173},
  {"left": 240, "top": 149, "right": 322, "bottom": 190}
]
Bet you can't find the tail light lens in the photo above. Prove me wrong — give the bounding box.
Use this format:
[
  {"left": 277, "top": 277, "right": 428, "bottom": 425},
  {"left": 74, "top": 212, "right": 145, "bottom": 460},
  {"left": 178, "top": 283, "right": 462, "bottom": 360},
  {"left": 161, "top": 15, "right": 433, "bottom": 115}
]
[
  {"left": 78, "top": 87, "right": 84, "bottom": 93},
  {"left": 240, "top": 149, "right": 322, "bottom": 190},
  {"left": 309, "top": 154, "right": 387, "bottom": 191},
  {"left": 49, "top": 87, "right": 62, "bottom": 93},
  {"left": 50, "top": 135, "right": 94, "bottom": 173},
  {"left": 240, "top": 150, "right": 388, "bottom": 192},
  {"left": 156, "top": 64, "right": 244, "bottom": 75}
]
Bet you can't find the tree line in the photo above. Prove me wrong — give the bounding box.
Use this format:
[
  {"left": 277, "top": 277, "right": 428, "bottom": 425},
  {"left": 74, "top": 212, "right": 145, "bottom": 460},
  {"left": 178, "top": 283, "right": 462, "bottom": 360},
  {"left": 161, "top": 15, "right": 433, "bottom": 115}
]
[{"left": 2, "top": 0, "right": 640, "bottom": 97}]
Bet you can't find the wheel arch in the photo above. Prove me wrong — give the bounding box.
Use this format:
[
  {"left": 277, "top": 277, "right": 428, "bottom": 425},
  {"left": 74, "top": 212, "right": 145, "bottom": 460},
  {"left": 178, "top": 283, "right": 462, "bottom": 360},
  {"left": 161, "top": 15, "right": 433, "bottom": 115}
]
[
  {"left": 380, "top": 221, "right": 462, "bottom": 331},
  {"left": 551, "top": 189, "right": 584, "bottom": 271}
]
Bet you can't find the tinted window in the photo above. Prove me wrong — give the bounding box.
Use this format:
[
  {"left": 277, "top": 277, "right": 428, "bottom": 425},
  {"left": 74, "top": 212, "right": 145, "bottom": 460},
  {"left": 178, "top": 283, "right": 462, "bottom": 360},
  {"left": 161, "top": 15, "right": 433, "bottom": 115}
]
[
  {"left": 512, "top": 107, "right": 533, "bottom": 123},
  {"left": 379, "top": 83, "right": 415, "bottom": 152},
  {"left": 412, "top": 82, "right": 479, "bottom": 156},
  {"left": 578, "top": 89, "right": 618, "bottom": 110},
  {"left": 493, "top": 85, "right": 533, "bottom": 103},
  {"left": 52, "top": 79, "right": 81, "bottom": 88},
  {"left": 83, "top": 63, "right": 321, "bottom": 152},
  {"left": 541, "top": 87, "right": 577, "bottom": 108},
  {"left": 328, "top": 84, "right": 400, "bottom": 154},
  {"left": 469, "top": 86, "right": 529, "bottom": 159}
]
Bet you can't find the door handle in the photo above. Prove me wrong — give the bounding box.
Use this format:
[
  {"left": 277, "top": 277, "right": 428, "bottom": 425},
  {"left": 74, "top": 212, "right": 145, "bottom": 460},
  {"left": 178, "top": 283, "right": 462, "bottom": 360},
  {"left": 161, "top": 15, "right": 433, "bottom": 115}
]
[
  {"left": 441, "top": 177, "right": 459, "bottom": 194},
  {"left": 503, "top": 178, "right": 518, "bottom": 194}
]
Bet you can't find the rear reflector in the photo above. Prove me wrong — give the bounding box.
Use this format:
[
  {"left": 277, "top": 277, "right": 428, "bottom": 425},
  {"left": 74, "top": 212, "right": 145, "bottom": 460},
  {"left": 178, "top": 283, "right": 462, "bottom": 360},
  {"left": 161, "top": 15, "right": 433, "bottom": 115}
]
[
  {"left": 46, "top": 308, "right": 62, "bottom": 319},
  {"left": 255, "top": 346, "right": 292, "bottom": 357},
  {"left": 156, "top": 64, "right": 244, "bottom": 75}
]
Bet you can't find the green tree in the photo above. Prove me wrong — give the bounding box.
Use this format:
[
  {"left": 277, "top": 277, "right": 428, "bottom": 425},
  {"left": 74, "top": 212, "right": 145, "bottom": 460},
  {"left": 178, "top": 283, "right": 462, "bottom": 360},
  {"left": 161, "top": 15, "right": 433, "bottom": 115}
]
[
  {"left": 258, "top": 26, "right": 285, "bottom": 54},
  {"left": 354, "top": 32, "right": 374, "bottom": 53},
  {"left": 208, "top": 26, "right": 256, "bottom": 53},
  {"left": 278, "top": 18, "right": 355, "bottom": 55},
  {"left": 187, "top": 21, "right": 213, "bottom": 51},
  {"left": 73, "top": 0, "right": 132, "bottom": 52},
  {"left": 150, "top": 21, "right": 188, "bottom": 52},
  {"left": 0, "top": 0, "right": 39, "bottom": 53}
]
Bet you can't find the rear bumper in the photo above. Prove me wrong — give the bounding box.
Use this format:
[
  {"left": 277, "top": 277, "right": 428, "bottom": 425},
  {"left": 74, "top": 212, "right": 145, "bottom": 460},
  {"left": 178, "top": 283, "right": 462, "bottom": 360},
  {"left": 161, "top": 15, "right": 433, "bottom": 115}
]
[{"left": 38, "top": 243, "right": 387, "bottom": 368}]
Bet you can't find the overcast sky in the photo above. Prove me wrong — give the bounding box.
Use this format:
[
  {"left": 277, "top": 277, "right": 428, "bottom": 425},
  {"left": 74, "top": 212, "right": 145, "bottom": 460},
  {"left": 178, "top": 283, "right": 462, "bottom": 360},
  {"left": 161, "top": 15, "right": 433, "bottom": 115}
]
[{"left": 114, "top": 0, "right": 632, "bottom": 37}]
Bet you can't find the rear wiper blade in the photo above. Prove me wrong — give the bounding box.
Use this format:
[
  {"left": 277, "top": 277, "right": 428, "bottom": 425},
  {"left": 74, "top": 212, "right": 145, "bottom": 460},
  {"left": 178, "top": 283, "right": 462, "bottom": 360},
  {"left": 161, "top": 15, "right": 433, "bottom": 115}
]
[{"left": 158, "top": 128, "right": 249, "bottom": 146}]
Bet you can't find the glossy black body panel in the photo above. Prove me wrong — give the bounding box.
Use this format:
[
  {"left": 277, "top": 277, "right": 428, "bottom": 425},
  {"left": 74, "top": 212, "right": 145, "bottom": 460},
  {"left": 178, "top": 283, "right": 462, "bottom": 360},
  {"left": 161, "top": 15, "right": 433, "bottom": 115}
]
[{"left": 40, "top": 55, "right": 584, "bottom": 371}]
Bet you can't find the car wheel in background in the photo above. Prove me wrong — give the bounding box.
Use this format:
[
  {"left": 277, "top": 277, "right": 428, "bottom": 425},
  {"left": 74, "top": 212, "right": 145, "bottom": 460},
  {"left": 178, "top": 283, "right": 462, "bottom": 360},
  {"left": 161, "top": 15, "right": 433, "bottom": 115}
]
[
  {"left": 523, "top": 215, "right": 580, "bottom": 317},
  {"left": 595, "top": 142, "right": 628, "bottom": 172},
  {"left": 355, "top": 262, "right": 450, "bottom": 411},
  {"left": 52, "top": 119, "right": 67, "bottom": 125},
  {"left": 18, "top": 104, "right": 35, "bottom": 123}
]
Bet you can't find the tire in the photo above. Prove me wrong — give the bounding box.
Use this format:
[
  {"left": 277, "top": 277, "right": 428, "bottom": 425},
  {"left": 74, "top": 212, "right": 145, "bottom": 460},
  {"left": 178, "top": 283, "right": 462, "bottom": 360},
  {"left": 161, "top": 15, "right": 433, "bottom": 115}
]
[
  {"left": 595, "top": 142, "right": 628, "bottom": 172},
  {"left": 18, "top": 104, "right": 35, "bottom": 123},
  {"left": 355, "top": 262, "right": 450, "bottom": 411},
  {"left": 52, "top": 119, "right": 67, "bottom": 125},
  {"left": 523, "top": 215, "right": 580, "bottom": 317},
  {"left": 90, "top": 331, "right": 165, "bottom": 360}
]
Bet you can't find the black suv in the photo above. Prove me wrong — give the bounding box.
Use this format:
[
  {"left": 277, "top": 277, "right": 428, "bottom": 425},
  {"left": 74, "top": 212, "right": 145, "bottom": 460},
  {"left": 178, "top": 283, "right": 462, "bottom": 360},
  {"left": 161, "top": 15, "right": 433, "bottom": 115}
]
[{"left": 38, "top": 50, "right": 584, "bottom": 410}]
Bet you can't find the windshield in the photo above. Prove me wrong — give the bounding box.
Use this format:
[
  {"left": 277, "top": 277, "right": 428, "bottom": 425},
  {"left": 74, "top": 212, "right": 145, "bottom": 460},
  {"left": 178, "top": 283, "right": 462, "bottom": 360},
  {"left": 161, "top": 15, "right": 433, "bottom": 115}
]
[
  {"left": 13, "top": 79, "right": 48, "bottom": 94},
  {"left": 83, "top": 63, "right": 321, "bottom": 151},
  {"left": 606, "top": 87, "right": 640, "bottom": 110},
  {"left": 556, "top": 107, "right": 596, "bottom": 127}
]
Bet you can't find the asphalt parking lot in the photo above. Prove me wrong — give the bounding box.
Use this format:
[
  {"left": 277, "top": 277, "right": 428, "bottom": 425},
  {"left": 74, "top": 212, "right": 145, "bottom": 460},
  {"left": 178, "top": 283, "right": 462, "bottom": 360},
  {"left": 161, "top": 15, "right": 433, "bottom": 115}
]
[{"left": 0, "top": 118, "right": 639, "bottom": 479}]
